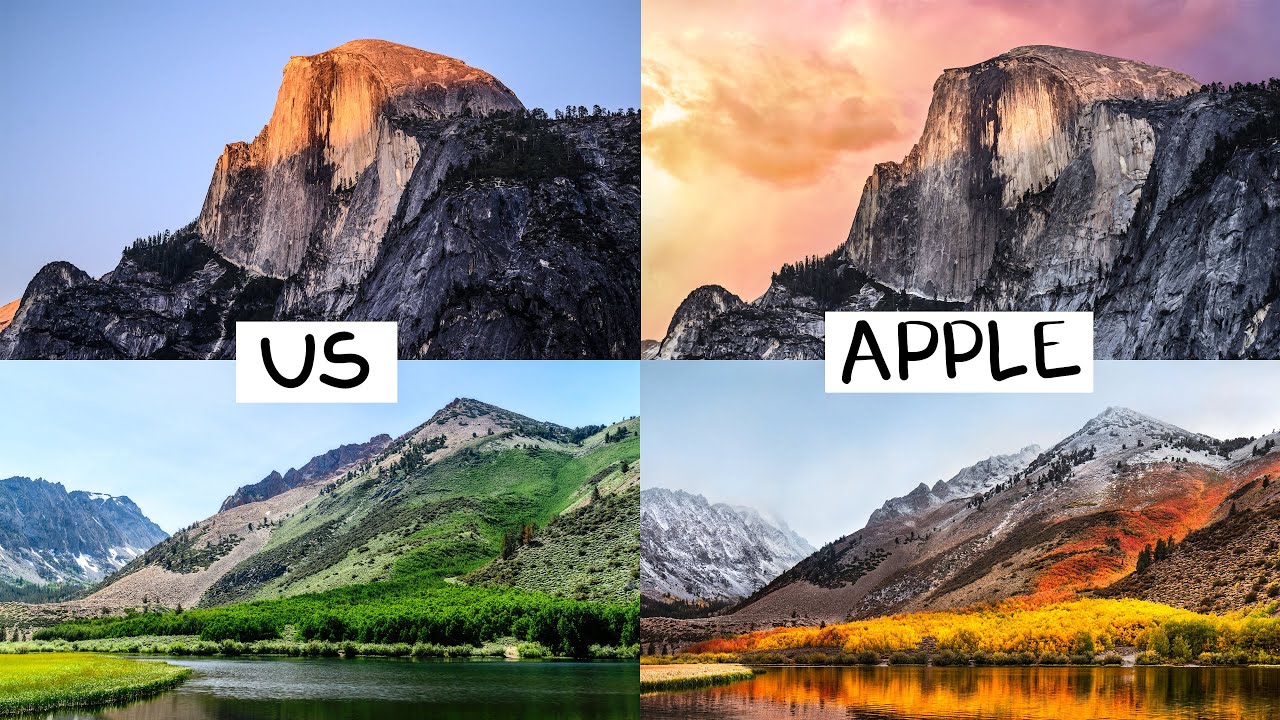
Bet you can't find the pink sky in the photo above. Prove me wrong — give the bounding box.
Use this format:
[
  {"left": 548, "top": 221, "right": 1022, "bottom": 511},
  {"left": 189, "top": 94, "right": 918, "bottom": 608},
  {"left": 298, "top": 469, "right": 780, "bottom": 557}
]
[{"left": 642, "top": 0, "right": 1280, "bottom": 339}]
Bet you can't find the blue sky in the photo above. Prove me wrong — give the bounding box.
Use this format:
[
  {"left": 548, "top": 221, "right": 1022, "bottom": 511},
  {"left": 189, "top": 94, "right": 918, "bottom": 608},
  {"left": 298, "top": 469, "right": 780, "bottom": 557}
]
[
  {"left": 0, "top": 361, "right": 639, "bottom": 532},
  {"left": 0, "top": 0, "right": 638, "bottom": 302},
  {"left": 643, "top": 361, "right": 1280, "bottom": 546}
]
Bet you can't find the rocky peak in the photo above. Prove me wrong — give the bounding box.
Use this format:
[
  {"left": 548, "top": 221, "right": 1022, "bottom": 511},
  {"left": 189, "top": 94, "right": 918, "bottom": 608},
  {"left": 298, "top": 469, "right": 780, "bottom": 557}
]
[
  {"left": 844, "top": 45, "right": 1200, "bottom": 303},
  {"left": 197, "top": 39, "right": 524, "bottom": 290},
  {"left": 641, "top": 487, "right": 814, "bottom": 602},
  {"left": 868, "top": 444, "right": 1040, "bottom": 525}
]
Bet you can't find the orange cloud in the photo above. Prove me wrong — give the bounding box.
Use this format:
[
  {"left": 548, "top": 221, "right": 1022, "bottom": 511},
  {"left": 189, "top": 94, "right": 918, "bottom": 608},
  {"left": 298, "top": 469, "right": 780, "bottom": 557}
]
[{"left": 643, "top": 35, "right": 903, "bottom": 185}]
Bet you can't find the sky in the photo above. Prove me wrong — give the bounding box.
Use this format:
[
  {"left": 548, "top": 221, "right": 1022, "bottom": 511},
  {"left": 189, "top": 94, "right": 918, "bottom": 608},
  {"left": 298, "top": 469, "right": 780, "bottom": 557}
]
[
  {"left": 641, "top": 0, "right": 1280, "bottom": 339},
  {"left": 642, "top": 361, "right": 1280, "bottom": 546},
  {"left": 0, "top": 361, "right": 639, "bottom": 533},
  {"left": 0, "top": 0, "right": 638, "bottom": 303}
]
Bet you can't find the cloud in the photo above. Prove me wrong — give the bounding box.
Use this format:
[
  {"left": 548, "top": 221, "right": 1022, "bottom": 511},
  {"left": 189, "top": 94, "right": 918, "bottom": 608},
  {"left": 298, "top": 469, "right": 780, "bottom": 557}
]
[{"left": 642, "top": 35, "right": 903, "bottom": 185}]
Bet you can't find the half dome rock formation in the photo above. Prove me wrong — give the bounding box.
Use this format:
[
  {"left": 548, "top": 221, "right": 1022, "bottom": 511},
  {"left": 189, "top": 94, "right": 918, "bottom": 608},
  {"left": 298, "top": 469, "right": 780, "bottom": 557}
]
[
  {"left": 655, "top": 45, "right": 1280, "bottom": 360},
  {"left": 845, "top": 45, "right": 1198, "bottom": 303},
  {"left": 0, "top": 40, "right": 639, "bottom": 360},
  {"left": 199, "top": 40, "right": 524, "bottom": 313}
]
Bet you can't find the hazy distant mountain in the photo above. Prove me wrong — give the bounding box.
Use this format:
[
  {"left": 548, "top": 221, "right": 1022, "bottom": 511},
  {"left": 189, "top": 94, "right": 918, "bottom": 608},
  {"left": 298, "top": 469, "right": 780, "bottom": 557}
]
[
  {"left": 0, "top": 477, "right": 166, "bottom": 598},
  {"left": 641, "top": 487, "right": 813, "bottom": 607}
]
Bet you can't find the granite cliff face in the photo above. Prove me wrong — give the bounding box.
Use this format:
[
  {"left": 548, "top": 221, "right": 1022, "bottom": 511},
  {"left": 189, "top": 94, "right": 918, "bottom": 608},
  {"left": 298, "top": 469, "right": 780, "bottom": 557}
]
[
  {"left": 0, "top": 40, "right": 639, "bottom": 360},
  {"left": 0, "top": 477, "right": 167, "bottom": 591},
  {"left": 655, "top": 46, "right": 1280, "bottom": 359},
  {"left": 199, "top": 40, "right": 524, "bottom": 315}
]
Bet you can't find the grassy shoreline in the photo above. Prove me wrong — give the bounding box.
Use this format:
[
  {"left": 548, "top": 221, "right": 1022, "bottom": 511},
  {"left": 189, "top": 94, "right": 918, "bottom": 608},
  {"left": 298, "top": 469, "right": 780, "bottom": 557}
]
[
  {"left": 0, "top": 653, "right": 190, "bottom": 716},
  {"left": 1, "top": 635, "right": 638, "bottom": 661},
  {"left": 640, "top": 663, "right": 754, "bottom": 692}
]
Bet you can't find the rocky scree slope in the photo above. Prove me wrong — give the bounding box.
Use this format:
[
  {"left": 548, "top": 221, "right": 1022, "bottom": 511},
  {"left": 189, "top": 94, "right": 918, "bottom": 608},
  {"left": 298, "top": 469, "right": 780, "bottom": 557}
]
[
  {"left": 0, "top": 39, "right": 639, "bottom": 360},
  {"left": 641, "top": 408, "right": 1279, "bottom": 646},
  {"left": 0, "top": 477, "right": 167, "bottom": 592},
  {"left": 641, "top": 488, "right": 813, "bottom": 606},
  {"left": 654, "top": 46, "right": 1280, "bottom": 359}
]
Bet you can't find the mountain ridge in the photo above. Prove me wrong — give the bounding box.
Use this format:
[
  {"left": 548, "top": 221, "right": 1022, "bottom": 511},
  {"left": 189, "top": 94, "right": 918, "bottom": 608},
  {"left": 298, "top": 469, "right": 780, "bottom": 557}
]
[
  {"left": 0, "top": 477, "right": 167, "bottom": 597},
  {"left": 641, "top": 487, "right": 813, "bottom": 609},
  {"left": 641, "top": 408, "right": 1280, "bottom": 648}
]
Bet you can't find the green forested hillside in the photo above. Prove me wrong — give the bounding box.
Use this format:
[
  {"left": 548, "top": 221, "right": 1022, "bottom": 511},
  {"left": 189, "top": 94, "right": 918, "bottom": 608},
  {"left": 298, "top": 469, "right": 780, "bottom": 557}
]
[
  {"left": 32, "top": 406, "right": 642, "bottom": 658},
  {"left": 201, "top": 414, "right": 639, "bottom": 605}
]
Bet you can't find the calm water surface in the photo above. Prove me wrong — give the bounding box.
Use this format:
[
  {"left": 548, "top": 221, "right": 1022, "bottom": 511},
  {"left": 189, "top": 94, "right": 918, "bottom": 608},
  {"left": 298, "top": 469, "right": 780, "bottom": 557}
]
[
  {"left": 641, "top": 665, "right": 1280, "bottom": 720},
  {"left": 42, "top": 656, "right": 638, "bottom": 719}
]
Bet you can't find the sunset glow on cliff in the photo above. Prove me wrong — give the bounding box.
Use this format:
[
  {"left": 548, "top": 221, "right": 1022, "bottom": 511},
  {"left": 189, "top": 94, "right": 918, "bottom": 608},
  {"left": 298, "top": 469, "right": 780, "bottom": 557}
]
[{"left": 641, "top": 0, "right": 1278, "bottom": 339}]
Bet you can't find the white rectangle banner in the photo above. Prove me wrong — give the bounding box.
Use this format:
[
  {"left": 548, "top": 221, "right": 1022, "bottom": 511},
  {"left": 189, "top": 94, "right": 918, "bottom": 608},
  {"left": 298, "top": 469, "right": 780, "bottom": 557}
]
[
  {"left": 236, "top": 322, "right": 398, "bottom": 403},
  {"left": 825, "top": 312, "right": 1093, "bottom": 393}
]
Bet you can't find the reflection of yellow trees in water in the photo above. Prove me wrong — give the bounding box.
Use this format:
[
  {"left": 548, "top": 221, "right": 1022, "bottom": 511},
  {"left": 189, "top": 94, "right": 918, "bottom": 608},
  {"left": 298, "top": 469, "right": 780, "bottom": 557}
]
[{"left": 643, "top": 666, "right": 1280, "bottom": 720}]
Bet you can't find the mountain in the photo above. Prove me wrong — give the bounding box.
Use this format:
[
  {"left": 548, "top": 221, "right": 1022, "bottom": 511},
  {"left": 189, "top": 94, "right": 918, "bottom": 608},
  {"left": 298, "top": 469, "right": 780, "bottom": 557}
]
[
  {"left": 0, "top": 39, "right": 640, "bottom": 360},
  {"left": 641, "top": 408, "right": 1280, "bottom": 648},
  {"left": 219, "top": 434, "right": 392, "bottom": 511},
  {"left": 654, "top": 46, "right": 1280, "bottom": 360},
  {"left": 640, "top": 488, "right": 813, "bottom": 610},
  {"left": 35, "top": 400, "right": 641, "bottom": 616},
  {"left": 1099, "top": 432, "right": 1280, "bottom": 613},
  {"left": 0, "top": 477, "right": 167, "bottom": 598},
  {"left": 0, "top": 300, "right": 16, "bottom": 334}
]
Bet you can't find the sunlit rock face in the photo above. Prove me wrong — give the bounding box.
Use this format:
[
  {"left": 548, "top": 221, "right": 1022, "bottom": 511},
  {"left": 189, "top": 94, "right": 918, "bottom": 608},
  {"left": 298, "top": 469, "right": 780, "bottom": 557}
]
[
  {"left": 844, "top": 45, "right": 1198, "bottom": 303},
  {"left": 197, "top": 39, "right": 524, "bottom": 316},
  {"left": 659, "top": 45, "right": 1280, "bottom": 359},
  {"left": 0, "top": 39, "right": 640, "bottom": 359}
]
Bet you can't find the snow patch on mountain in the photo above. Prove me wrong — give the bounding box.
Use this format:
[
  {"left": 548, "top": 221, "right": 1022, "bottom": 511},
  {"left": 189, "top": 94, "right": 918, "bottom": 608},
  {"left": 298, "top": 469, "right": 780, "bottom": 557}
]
[{"left": 641, "top": 487, "right": 814, "bottom": 602}]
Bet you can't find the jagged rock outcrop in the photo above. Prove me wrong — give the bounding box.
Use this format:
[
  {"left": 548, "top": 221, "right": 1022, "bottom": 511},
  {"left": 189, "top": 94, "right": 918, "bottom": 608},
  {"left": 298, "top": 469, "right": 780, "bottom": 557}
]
[
  {"left": 641, "top": 487, "right": 813, "bottom": 603},
  {"left": 219, "top": 434, "right": 392, "bottom": 512},
  {"left": 0, "top": 240, "right": 281, "bottom": 360},
  {"left": 0, "top": 477, "right": 167, "bottom": 588},
  {"left": 0, "top": 40, "right": 639, "bottom": 360},
  {"left": 657, "top": 46, "right": 1280, "bottom": 359}
]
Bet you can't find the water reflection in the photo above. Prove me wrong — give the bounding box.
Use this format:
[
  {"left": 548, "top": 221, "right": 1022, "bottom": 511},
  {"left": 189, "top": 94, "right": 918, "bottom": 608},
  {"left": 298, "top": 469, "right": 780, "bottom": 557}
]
[
  {"left": 34, "top": 656, "right": 639, "bottom": 720},
  {"left": 641, "top": 665, "right": 1280, "bottom": 719}
]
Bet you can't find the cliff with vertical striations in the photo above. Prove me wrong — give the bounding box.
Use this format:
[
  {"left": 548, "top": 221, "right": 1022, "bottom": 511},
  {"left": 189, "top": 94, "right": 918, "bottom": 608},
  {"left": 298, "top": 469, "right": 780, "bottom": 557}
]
[
  {"left": 655, "top": 46, "right": 1280, "bottom": 359},
  {"left": 0, "top": 40, "right": 639, "bottom": 360}
]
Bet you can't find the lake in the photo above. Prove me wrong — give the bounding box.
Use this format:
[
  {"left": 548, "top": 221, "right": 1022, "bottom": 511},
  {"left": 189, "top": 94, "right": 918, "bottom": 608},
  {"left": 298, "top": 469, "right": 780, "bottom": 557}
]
[
  {"left": 641, "top": 665, "right": 1280, "bottom": 719},
  {"left": 37, "top": 656, "right": 638, "bottom": 719}
]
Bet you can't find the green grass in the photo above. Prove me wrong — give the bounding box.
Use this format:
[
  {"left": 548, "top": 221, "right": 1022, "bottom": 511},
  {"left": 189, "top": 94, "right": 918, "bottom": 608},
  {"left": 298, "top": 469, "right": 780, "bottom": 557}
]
[
  {"left": 2, "top": 636, "right": 636, "bottom": 661},
  {"left": 0, "top": 653, "right": 189, "bottom": 715},
  {"left": 467, "top": 486, "right": 639, "bottom": 604},
  {"left": 206, "top": 437, "right": 619, "bottom": 605}
]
